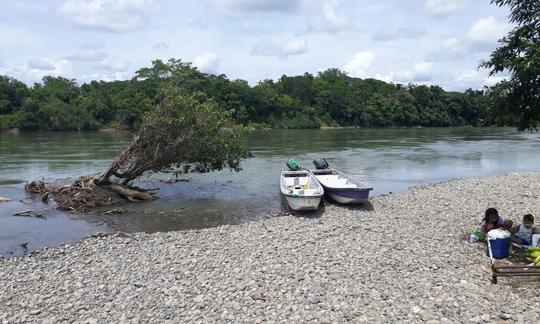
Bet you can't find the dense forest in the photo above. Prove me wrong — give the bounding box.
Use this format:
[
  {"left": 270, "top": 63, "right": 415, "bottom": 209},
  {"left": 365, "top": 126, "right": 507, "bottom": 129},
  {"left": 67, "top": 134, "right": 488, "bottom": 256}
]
[{"left": 0, "top": 58, "right": 509, "bottom": 131}]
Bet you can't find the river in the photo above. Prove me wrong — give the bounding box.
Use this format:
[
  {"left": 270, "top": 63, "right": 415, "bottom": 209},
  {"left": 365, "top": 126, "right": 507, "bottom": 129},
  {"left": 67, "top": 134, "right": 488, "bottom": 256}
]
[{"left": 1, "top": 127, "right": 539, "bottom": 256}]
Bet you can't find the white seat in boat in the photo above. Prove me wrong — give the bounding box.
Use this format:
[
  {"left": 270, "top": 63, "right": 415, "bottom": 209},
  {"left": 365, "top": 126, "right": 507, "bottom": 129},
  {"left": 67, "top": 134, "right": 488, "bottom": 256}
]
[
  {"left": 316, "top": 175, "right": 357, "bottom": 188},
  {"left": 284, "top": 176, "right": 312, "bottom": 190},
  {"left": 290, "top": 188, "right": 319, "bottom": 196},
  {"left": 316, "top": 175, "right": 341, "bottom": 183}
]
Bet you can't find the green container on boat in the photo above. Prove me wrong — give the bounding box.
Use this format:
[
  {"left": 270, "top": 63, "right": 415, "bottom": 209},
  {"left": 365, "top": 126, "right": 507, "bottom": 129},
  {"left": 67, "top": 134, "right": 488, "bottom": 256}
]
[{"left": 286, "top": 159, "right": 300, "bottom": 171}]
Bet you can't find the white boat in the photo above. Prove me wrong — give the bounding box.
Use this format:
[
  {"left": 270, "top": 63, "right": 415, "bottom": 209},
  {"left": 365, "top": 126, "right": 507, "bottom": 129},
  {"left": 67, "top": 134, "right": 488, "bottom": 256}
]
[
  {"left": 309, "top": 159, "right": 372, "bottom": 204},
  {"left": 280, "top": 170, "right": 324, "bottom": 211}
]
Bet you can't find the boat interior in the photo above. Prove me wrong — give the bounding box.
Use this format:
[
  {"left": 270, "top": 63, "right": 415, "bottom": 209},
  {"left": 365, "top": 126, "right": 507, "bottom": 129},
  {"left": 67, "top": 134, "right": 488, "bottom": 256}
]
[
  {"left": 311, "top": 169, "right": 358, "bottom": 188},
  {"left": 282, "top": 172, "right": 321, "bottom": 195}
]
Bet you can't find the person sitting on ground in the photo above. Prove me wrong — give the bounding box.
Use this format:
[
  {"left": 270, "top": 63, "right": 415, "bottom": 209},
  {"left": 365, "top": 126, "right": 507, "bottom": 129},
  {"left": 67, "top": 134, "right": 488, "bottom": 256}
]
[
  {"left": 511, "top": 214, "right": 538, "bottom": 246},
  {"left": 480, "top": 207, "right": 513, "bottom": 236}
]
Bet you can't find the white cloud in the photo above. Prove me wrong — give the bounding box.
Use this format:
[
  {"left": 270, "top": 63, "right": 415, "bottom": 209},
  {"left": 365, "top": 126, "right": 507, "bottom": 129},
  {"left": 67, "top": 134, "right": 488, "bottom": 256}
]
[
  {"left": 80, "top": 72, "right": 127, "bottom": 82},
  {"left": 66, "top": 49, "right": 107, "bottom": 61},
  {"left": 372, "top": 28, "right": 426, "bottom": 42},
  {"left": 425, "top": 0, "right": 467, "bottom": 16},
  {"left": 307, "top": 0, "right": 352, "bottom": 33},
  {"left": 443, "top": 37, "right": 459, "bottom": 48},
  {"left": 413, "top": 61, "right": 433, "bottom": 73},
  {"left": 153, "top": 42, "right": 169, "bottom": 50},
  {"left": 252, "top": 38, "right": 308, "bottom": 58},
  {"left": 56, "top": 0, "right": 154, "bottom": 33},
  {"left": 454, "top": 69, "right": 507, "bottom": 89},
  {"left": 409, "top": 61, "right": 434, "bottom": 81},
  {"left": 0, "top": 0, "right": 515, "bottom": 90},
  {"left": 193, "top": 52, "right": 221, "bottom": 74},
  {"left": 94, "top": 57, "right": 130, "bottom": 72},
  {"left": 322, "top": 0, "right": 350, "bottom": 31},
  {"left": 381, "top": 61, "right": 435, "bottom": 84},
  {"left": 213, "top": 0, "right": 299, "bottom": 16},
  {"left": 187, "top": 18, "right": 209, "bottom": 29},
  {"left": 467, "top": 16, "right": 510, "bottom": 50},
  {"left": 80, "top": 40, "right": 106, "bottom": 49},
  {"left": 28, "top": 59, "right": 56, "bottom": 71},
  {"left": 343, "top": 51, "right": 376, "bottom": 78},
  {"left": 428, "top": 37, "right": 468, "bottom": 61},
  {"left": 19, "top": 59, "right": 73, "bottom": 83},
  {"left": 429, "top": 16, "right": 510, "bottom": 61}
]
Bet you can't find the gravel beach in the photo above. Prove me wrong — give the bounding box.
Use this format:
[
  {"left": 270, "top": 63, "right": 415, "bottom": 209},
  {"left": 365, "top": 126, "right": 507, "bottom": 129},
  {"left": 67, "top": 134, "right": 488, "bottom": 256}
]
[{"left": 1, "top": 173, "right": 540, "bottom": 323}]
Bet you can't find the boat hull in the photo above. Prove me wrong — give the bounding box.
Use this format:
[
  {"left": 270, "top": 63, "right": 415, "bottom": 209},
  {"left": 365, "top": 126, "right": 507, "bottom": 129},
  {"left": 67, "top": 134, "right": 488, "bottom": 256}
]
[
  {"left": 280, "top": 170, "right": 324, "bottom": 211},
  {"left": 309, "top": 168, "right": 372, "bottom": 205},
  {"left": 283, "top": 195, "right": 322, "bottom": 211},
  {"left": 325, "top": 188, "right": 370, "bottom": 204}
]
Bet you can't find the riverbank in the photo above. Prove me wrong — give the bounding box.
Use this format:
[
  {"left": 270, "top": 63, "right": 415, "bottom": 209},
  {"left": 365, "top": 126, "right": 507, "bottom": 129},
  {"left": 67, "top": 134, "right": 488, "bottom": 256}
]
[
  {"left": 2, "top": 173, "right": 540, "bottom": 322},
  {"left": 0, "top": 124, "right": 497, "bottom": 133}
]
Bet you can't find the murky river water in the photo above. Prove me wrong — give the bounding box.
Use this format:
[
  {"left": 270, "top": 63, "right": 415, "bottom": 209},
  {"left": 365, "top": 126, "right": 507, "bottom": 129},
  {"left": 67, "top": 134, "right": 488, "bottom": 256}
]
[{"left": 1, "top": 128, "right": 540, "bottom": 256}]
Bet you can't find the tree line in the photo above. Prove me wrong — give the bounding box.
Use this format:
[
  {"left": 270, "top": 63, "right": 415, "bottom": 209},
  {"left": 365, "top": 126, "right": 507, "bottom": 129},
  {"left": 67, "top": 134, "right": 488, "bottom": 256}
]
[{"left": 0, "top": 58, "right": 508, "bottom": 131}]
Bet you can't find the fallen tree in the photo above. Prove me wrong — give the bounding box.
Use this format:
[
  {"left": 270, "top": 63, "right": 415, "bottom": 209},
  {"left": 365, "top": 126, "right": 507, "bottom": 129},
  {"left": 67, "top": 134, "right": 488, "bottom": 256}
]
[{"left": 26, "top": 88, "right": 250, "bottom": 211}]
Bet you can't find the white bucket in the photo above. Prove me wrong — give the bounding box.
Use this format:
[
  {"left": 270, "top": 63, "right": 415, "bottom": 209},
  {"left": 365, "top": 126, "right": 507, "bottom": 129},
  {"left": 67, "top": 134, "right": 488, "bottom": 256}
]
[{"left": 532, "top": 234, "right": 540, "bottom": 246}]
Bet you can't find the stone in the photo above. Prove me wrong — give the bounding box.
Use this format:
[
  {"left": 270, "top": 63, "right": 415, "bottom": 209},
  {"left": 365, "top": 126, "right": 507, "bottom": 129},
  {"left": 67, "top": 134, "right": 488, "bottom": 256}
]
[
  {"left": 1, "top": 173, "right": 540, "bottom": 322},
  {"left": 500, "top": 313, "right": 512, "bottom": 320}
]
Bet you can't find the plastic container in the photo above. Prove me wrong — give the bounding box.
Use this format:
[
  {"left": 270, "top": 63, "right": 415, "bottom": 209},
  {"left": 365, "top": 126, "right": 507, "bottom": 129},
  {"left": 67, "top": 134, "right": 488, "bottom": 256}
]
[
  {"left": 532, "top": 234, "right": 540, "bottom": 247},
  {"left": 469, "top": 230, "right": 482, "bottom": 243},
  {"left": 487, "top": 237, "right": 511, "bottom": 259},
  {"left": 286, "top": 159, "right": 300, "bottom": 171}
]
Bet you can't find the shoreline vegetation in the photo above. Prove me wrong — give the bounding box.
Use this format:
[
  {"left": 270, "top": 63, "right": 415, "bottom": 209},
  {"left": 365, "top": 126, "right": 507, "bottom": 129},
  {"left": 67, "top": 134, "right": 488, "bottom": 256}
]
[
  {"left": 0, "top": 124, "right": 502, "bottom": 134},
  {"left": 0, "top": 59, "right": 515, "bottom": 133},
  {"left": 2, "top": 173, "right": 539, "bottom": 321}
]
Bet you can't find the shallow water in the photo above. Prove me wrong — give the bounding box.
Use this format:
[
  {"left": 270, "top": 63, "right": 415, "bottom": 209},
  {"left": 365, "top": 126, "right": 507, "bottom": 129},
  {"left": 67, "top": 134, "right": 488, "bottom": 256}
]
[{"left": 1, "top": 128, "right": 540, "bottom": 256}]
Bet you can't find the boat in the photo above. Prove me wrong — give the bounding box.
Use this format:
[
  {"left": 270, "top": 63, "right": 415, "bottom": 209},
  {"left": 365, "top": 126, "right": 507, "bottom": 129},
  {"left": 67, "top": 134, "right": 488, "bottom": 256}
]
[
  {"left": 309, "top": 159, "right": 372, "bottom": 204},
  {"left": 280, "top": 169, "right": 324, "bottom": 211}
]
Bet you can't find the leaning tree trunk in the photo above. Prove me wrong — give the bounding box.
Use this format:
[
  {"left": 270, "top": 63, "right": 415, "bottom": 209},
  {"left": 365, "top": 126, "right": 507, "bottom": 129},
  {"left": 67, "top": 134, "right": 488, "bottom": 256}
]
[{"left": 96, "top": 136, "right": 141, "bottom": 185}]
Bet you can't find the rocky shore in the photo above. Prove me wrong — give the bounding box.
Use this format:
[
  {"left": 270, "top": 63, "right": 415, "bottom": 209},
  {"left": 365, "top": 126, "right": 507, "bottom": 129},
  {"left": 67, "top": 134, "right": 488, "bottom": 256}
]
[{"left": 2, "top": 173, "right": 540, "bottom": 323}]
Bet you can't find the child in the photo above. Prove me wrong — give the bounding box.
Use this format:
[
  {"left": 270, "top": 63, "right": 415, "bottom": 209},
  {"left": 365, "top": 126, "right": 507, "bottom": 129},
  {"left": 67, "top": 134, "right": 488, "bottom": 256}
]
[
  {"left": 480, "top": 207, "right": 513, "bottom": 235},
  {"left": 512, "top": 214, "right": 537, "bottom": 245}
]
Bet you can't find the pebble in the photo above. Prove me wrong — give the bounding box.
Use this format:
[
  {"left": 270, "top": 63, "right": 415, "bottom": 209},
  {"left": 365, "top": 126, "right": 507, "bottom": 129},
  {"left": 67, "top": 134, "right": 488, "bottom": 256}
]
[
  {"left": 500, "top": 313, "right": 512, "bottom": 320},
  {"left": 1, "top": 173, "right": 540, "bottom": 322}
]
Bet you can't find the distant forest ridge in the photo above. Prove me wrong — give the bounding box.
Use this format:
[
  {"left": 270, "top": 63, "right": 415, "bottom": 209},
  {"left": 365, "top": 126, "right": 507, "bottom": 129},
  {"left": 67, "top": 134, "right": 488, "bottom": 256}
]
[{"left": 0, "top": 59, "right": 512, "bottom": 131}]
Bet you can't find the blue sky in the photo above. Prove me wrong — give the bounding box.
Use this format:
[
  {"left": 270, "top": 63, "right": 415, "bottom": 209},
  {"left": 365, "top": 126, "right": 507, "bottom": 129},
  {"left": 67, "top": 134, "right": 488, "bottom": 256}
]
[{"left": 0, "top": 0, "right": 512, "bottom": 90}]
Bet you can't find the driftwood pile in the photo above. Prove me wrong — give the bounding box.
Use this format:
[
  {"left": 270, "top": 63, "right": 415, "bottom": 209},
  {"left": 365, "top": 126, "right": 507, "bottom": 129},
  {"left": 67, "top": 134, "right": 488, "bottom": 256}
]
[{"left": 25, "top": 177, "right": 155, "bottom": 212}]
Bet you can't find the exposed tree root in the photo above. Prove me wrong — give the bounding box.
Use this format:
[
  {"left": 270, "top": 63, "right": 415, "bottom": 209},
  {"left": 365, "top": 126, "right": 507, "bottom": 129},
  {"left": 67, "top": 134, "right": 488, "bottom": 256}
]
[
  {"left": 25, "top": 180, "right": 47, "bottom": 193},
  {"left": 25, "top": 176, "right": 155, "bottom": 212}
]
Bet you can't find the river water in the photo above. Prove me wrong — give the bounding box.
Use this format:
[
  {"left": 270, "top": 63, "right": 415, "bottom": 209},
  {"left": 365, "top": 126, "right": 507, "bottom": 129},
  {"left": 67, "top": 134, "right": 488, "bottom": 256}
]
[{"left": 1, "top": 128, "right": 539, "bottom": 256}]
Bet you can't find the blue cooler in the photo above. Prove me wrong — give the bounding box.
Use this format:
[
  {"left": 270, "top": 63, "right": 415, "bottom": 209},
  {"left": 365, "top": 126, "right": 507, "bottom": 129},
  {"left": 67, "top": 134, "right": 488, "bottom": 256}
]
[{"left": 487, "top": 237, "right": 511, "bottom": 259}]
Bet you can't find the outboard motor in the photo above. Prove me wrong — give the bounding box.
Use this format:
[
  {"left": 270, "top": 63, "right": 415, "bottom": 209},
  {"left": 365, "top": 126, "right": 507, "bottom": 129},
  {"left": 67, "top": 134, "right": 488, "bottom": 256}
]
[{"left": 313, "top": 158, "right": 329, "bottom": 170}]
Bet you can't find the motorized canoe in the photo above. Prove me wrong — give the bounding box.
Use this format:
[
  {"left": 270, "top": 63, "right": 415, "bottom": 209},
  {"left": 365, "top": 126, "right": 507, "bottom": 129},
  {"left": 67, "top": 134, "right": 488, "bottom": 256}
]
[
  {"left": 280, "top": 170, "right": 324, "bottom": 211},
  {"left": 309, "top": 159, "right": 372, "bottom": 204}
]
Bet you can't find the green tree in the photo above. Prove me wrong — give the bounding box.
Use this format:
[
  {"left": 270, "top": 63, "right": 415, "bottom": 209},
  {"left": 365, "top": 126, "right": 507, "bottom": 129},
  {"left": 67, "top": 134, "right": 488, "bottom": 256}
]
[
  {"left": 0, "top": 75, "right": 28, "bottom": 115},
  {"left": 0, "top": 57, "right": 500, "bottom": 131},
  {"left": 39, "top": 97, "right": 97, "bottom": 130},
  {"left": 97, "top": 87, "right": 250, "bottom": 185},
  {"left": 482, "top": 0, "right": 540, "bottom": 130}
]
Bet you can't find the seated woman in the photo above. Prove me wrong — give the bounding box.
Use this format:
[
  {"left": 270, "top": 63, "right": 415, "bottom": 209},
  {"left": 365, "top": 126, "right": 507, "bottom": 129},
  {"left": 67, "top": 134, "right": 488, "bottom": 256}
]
[{"left": 480, "top": 207, "right": 513, "bottom": 236}]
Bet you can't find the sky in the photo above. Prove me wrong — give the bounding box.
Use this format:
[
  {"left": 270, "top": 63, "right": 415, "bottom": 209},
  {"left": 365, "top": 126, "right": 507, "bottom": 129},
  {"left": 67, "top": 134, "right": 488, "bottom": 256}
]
[{"left": 0, "top": 0, "right": 513, "bottom": 91}]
